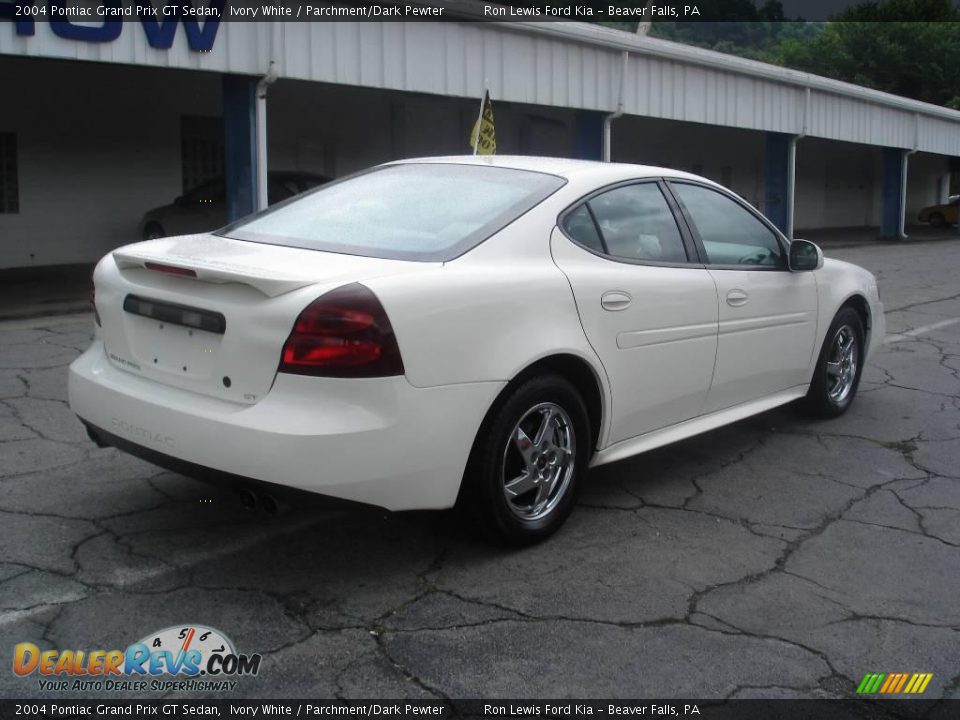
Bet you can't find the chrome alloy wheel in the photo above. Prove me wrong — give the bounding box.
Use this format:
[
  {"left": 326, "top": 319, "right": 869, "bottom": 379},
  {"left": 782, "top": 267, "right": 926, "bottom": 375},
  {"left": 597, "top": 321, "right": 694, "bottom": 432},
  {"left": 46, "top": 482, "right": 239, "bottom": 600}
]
[
  {"left": 826, "top": 325, "right": 858, "bottom": 403},
  {"left": 501, "top": 402, "right": 576, "bottom": 521}
]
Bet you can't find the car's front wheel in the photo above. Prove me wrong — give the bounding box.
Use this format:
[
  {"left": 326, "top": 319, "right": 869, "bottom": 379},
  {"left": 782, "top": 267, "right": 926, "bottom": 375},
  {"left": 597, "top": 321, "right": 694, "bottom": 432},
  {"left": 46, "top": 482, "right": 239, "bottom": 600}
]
[
  {"left": 460, "top": 374, "right": 590, "bottom": 545},
  {"left": 802, "top": 307, "right": 865, "bottom": 417},
  {"left": 929, "top": 212, "right": 946, "bottom": 228}
]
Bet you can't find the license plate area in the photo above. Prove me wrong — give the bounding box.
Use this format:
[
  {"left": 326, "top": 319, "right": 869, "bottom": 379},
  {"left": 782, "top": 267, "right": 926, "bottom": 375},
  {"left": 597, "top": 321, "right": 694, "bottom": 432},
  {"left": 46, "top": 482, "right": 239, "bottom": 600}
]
[
  {"left": 122, "top": 295, "right": 225, "bottom": 378},
  {"left": 124, "top": 294, "right": 225, "bottom": 334}
]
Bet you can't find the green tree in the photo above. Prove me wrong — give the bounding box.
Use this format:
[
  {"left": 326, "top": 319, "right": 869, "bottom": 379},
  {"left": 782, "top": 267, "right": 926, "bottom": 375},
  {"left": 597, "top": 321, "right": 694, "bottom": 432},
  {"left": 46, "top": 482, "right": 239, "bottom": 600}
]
[
  {"left": 770, "top": 1, "right": 960, "bottom": 107},
  {"left": 651, "top": 0, "right": 960, "bottom": 108}
]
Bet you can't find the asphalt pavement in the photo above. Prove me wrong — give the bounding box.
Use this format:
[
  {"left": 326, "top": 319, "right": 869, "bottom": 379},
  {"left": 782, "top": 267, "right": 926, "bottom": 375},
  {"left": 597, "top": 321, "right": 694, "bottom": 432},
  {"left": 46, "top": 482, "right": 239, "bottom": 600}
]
[{"left": 1, "top": 239, "right": 959, "bottom": 700}]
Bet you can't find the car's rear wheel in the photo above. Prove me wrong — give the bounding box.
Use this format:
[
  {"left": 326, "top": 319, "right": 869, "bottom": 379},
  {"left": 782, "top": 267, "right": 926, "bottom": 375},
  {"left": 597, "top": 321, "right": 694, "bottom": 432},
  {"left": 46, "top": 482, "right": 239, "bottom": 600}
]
[
  {"left": 929, "top": 212, "right": 946, "bottom": 228},
  {"left": 460, "top": 374, "right": 590, "bottom": 545},
  {"left": 802, "top": 307, "right": 864, "bottom": 418}
]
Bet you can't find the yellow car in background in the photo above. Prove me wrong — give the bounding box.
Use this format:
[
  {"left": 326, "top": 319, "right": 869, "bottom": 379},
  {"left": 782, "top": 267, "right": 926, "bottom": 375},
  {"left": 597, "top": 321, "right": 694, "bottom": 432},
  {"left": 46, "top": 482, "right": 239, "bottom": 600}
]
[{"left": 918, "top": 195, "right": 958, "bottom": 227}]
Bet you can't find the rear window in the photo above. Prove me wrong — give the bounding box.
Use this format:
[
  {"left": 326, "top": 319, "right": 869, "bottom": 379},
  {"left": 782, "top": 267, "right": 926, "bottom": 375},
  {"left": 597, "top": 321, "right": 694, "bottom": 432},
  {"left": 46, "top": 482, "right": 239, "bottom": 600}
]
[{"left": 220, "top": 163, "right": 565, "bottom": 261}]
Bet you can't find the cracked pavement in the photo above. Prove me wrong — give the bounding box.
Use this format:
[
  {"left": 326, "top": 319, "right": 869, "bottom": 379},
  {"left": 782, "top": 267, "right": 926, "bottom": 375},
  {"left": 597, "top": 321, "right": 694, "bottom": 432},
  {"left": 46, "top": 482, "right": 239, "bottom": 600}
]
[{"left": 1, "top": 240, "right": 959, "bottom": 701}]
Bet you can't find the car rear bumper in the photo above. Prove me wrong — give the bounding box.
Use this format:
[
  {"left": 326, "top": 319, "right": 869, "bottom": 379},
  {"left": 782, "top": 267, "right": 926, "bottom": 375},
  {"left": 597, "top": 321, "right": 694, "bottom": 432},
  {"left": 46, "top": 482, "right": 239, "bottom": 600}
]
[{"left": 69, "top": 341, "right": 502, "bottom": 511}]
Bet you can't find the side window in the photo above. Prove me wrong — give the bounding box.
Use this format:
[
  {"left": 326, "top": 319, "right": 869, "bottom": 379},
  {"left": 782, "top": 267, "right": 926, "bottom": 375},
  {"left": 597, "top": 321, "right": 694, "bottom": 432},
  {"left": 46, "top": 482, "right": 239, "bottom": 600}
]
[
  {"left": 581, "top": 183, "right": 687, "bottom": 263},
  {"left": 562, "top": 205, "right": 605, "bottom": 254},
  {"left": 671, "top": 182, "right": 785, "bottom": 268}
]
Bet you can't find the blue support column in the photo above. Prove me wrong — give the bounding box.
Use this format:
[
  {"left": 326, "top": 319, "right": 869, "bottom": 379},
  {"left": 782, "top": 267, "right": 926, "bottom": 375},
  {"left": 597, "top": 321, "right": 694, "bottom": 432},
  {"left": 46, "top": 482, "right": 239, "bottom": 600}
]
[
  {"left": 222, "top": 75, "right": 258, "bottom": 222},
  {"left": 573, "top": 110, "right": 604, "bottom": 161},
  {"left": 764, "top": 132, "right": 791, "bottom": 234},
  {"left": 880, "top": 147, "right": 906, "bottom": 239}
]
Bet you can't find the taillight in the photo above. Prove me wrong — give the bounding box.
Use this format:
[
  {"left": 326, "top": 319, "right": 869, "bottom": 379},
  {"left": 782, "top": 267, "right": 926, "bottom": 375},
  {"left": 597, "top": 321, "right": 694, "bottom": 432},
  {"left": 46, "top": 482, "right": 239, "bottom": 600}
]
[{"left": 278, "top": 283, "right": 404, "bottom": 378}]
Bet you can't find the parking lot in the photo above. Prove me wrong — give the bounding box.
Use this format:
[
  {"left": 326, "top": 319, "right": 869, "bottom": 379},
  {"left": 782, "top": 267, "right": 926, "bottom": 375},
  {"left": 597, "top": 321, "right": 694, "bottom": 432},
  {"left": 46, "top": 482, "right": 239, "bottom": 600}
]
[{"left": 1, "top": 239, "right": 959, "bottom": 701}]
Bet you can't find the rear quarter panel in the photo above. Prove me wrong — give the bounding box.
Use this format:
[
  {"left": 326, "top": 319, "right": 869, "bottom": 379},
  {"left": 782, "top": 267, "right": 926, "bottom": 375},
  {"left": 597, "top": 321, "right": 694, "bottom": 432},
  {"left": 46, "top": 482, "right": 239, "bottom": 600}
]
[{"left": 365, "top": 199, "right": 612, "bottom": 440}]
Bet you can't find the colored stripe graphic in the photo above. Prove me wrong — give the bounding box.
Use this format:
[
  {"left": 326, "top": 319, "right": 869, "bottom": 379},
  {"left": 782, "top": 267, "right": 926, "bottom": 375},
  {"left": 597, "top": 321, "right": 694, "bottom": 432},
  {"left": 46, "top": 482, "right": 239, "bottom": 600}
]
[
  {"left": 894, "top": 674, "right": 909, "bottom": 693},
  {"left": 857, "top": 673, "right": 884, "bottom": 694},
  {"left": 856, "top": 672, "right": 932, "bottom": 694}
]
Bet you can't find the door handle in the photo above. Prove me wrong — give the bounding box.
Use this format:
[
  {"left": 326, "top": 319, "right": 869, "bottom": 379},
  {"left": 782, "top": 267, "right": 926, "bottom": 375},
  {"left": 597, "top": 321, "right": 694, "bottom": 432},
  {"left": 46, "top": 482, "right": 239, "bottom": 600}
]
[
  {"left": 726, "top": 289, "right": 749, "bottom": 307},
  {"left": 601, "top": 291, "right": 632, "bottom": 312}
]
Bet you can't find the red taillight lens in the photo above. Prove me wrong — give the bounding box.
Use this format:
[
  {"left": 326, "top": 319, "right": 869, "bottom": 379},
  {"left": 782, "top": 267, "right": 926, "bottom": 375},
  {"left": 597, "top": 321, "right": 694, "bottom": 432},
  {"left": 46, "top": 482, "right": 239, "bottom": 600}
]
[{"left": 279, "top": 283, "right": 404, "bottom": 378}]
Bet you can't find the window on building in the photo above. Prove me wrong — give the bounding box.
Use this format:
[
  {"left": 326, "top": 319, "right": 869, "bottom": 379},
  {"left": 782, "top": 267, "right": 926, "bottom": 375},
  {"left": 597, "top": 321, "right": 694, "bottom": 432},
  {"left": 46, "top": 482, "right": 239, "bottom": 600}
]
[
  {"left": 0, "top": 133, "right": 19, "bottom": 214},
  {"left": 181, "top": 116, "right": 224, "bottom": 193}
]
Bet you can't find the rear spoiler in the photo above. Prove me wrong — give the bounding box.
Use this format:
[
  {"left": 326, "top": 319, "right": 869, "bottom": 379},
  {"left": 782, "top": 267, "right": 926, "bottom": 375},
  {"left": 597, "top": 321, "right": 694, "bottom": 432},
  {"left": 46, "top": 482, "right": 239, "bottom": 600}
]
[{"left": 112, "top": 250, "right": 315, "bottom": 298}]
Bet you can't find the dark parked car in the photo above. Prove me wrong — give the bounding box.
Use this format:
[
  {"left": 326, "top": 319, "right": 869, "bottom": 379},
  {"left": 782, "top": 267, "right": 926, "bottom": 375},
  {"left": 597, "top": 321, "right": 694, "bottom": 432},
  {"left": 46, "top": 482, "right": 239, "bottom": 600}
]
[{"left": 139, "top": 171, "right": 330, "bottom": 239}]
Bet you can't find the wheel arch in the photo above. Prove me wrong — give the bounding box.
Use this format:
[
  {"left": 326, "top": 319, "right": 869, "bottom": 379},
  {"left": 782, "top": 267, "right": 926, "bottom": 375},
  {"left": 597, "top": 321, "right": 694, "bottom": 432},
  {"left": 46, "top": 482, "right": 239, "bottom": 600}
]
[
  {"left": 454, "top": 352, "right": 606, "bottom": 513},
  {"left": 481, "top": 353, "right": 606, "bottom": 455},
  {"left": 839, "top": 293, "right": 871, "bottom": 347}
]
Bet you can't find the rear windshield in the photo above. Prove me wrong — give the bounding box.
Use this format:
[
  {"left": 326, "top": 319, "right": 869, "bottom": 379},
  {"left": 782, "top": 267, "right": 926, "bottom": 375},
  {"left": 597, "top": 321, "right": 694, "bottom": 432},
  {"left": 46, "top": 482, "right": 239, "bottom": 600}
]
[{"left": 220, "top": 163, "right": 566, "bottom": 261}]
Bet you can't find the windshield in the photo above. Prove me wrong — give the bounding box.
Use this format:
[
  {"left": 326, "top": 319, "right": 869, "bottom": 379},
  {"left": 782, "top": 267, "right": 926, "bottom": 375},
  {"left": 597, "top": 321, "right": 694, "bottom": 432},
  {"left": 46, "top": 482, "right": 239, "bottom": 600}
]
[{"left": 220, "top": 163, "right": 565, "bottom": 261}]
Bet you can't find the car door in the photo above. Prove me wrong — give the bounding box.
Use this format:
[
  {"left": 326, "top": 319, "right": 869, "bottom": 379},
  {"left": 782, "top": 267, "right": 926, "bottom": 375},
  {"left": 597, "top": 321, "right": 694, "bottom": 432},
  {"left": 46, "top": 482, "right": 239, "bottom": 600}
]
[
  {"left": 551, "top": 180, "right": 719, "bottom": 446},
  {"left": 667, "top": 180, "right": 819, "bottom": 414}
]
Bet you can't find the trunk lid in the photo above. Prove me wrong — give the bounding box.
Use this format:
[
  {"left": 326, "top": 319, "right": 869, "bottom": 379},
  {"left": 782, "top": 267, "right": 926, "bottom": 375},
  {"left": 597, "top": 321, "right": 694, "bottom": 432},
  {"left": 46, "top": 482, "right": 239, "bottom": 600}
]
[{"left": 96, "top": 234, "right": 434, "bottom": 404}]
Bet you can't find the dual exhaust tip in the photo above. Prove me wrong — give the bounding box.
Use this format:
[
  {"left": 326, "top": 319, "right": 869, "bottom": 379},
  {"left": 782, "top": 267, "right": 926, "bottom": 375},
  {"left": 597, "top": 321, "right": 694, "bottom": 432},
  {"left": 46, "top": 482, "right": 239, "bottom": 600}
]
[
  {"left": 237, "top": 487, "right": 282, "bottom": 515},
  {"left": 84, "top": 422, "right": 284, "bottom": 516}
]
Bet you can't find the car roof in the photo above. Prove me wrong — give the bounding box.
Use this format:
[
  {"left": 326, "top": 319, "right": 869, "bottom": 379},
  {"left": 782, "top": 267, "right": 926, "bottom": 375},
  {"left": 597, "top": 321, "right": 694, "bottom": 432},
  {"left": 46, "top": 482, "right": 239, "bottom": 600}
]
[{"left": 389, "top": 155, "right": 717, "bottom": 186}]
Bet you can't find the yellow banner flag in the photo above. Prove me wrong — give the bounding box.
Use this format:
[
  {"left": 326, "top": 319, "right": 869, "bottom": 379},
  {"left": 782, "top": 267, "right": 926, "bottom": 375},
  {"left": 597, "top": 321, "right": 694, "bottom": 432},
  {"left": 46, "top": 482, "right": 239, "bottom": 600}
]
[{"left": 469, "top": 90, "right": 496, "bottom": 155}]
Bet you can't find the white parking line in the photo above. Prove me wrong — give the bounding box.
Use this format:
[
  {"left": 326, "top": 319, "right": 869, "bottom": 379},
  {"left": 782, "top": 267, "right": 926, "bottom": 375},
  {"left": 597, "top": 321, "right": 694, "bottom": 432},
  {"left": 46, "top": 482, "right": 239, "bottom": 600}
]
[{"left": 885, "top": 317, "right": 960, "bottom": 344}]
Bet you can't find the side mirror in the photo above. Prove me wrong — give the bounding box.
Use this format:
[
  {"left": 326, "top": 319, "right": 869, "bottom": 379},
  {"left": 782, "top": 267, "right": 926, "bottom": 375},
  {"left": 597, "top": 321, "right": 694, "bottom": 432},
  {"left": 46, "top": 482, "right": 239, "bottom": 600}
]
[{"left": 789, "top": 239, "right": 823, "bottom": 272}]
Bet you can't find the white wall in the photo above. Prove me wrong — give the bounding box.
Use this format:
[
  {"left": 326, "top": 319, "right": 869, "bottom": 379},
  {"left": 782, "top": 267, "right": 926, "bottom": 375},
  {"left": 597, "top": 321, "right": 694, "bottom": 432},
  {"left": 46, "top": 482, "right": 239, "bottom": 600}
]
[
  {"left": 794, "top": 139, "right": 881, "bottom": 231},
  {"left": 6, "top": 21, "right": 960, "bottom": 157},
  {"left": 266, "top": 79, "right": 577, "bottom": 178},
  {"left": 0, "top": 60, "right": 579, "bottom": 269},
  {"left": 0, "top": 57, "right": 221, "bottom": 268},
  {"left": 1, "top": 54, "right": 954, "bottom": 270},
  {"left": 793, "top": 141, "right": 950, "bottom": 232}
]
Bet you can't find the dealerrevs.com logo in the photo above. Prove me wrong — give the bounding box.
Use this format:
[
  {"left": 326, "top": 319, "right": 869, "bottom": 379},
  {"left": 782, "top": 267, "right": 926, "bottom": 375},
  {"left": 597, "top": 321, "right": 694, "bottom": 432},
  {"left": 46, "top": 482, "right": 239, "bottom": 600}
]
[{"left": 12, "top": 625, "right": 261, "bottom": 693}]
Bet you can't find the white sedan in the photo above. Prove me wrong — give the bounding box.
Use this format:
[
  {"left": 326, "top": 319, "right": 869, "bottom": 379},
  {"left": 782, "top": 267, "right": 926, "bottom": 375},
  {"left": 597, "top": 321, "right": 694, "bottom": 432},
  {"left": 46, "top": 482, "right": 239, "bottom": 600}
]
[{"left": 69, "top": 156, "right": 884, "bottom": 544}]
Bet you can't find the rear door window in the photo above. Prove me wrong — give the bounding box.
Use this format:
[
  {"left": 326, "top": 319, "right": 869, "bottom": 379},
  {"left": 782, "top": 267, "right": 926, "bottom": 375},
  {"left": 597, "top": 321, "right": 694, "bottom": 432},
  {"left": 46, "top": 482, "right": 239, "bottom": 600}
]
[{"left": 561, "top": 182, "right": 689, "bottom": 264}]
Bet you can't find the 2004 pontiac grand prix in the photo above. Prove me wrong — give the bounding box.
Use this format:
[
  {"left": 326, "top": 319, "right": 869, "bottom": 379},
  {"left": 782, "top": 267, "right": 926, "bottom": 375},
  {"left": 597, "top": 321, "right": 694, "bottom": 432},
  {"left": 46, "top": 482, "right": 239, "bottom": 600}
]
[{"left": 69, "top": 156, "right": 884, "bottom": 544}]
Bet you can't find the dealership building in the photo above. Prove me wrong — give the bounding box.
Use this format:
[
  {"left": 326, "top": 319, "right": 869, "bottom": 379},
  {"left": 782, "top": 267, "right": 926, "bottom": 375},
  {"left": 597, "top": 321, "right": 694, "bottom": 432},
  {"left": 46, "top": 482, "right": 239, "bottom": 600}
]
[{"left": 2, "top": 16, "right": 960, "bottom": 269}]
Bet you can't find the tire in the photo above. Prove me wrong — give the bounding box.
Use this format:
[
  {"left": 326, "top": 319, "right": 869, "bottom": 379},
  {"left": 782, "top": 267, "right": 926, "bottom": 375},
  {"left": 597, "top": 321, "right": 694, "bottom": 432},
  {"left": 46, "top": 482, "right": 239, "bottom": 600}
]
[
  {"left": 929, "top": 212, "right": 945, "bottom": 228},
  {"left": 802, "top": 307, "right": 865, "bottom": 418},
  {"left": 459, "top": 374, "right": 591, "bottom": 546},
  {"left": 143, "top": 222, "right": 166, "bottom": 240}
]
